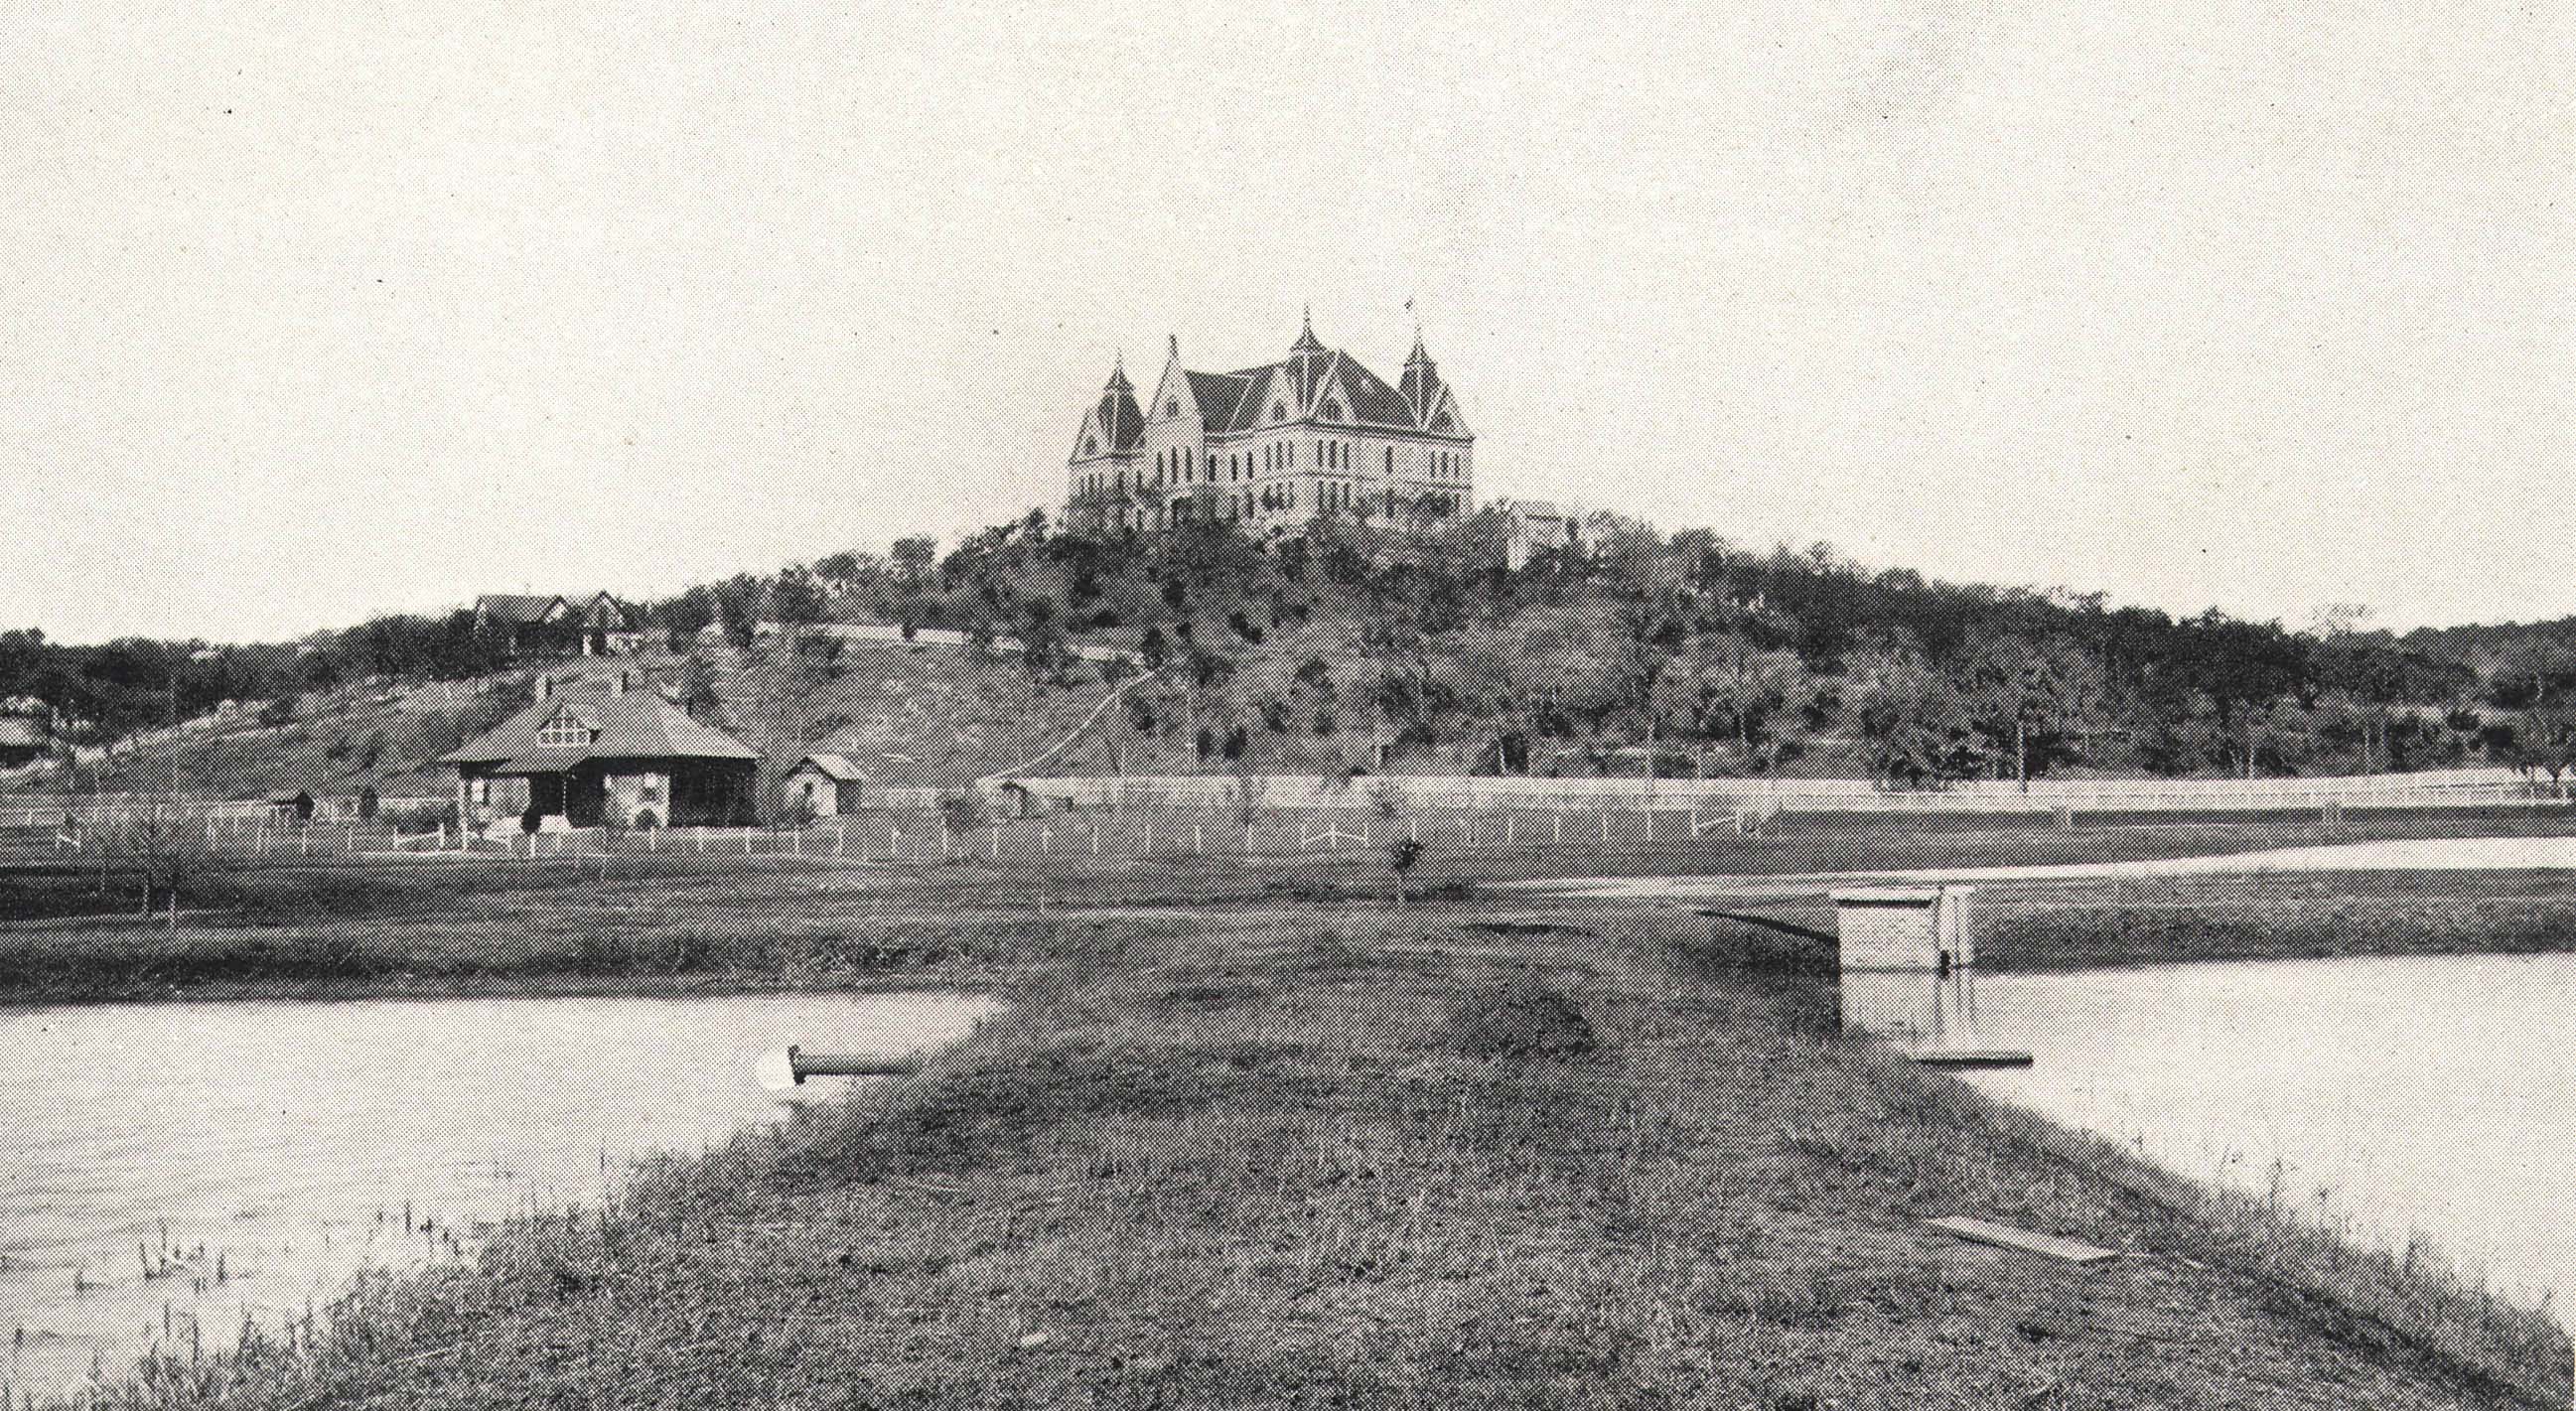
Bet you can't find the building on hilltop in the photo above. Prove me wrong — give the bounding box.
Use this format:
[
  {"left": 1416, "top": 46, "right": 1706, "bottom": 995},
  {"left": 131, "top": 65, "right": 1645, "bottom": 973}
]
[
  {"left": 473, "top": 591, "right": 643, "bottom": 656},
  {"left": 1066, "top": 311, "right": 1474, "bottom": 534},
  {"left": 440, "top": 671, "right": 757, "bottom": 830}
]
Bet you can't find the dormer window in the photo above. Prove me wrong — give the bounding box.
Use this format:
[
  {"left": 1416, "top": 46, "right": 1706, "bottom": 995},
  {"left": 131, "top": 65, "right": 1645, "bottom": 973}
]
[
  {"left": 537, "top": 708, "right": 595, "bottom": 748},
  {"left": 1083, "top": 436, "right": 1097, "bottom": 456},
  {"left": 1321, "top": 401, "right": 1344, "bottom": 422},
  {"left": 1165, "top": 398, "right": 1180, "bottom": 416}
]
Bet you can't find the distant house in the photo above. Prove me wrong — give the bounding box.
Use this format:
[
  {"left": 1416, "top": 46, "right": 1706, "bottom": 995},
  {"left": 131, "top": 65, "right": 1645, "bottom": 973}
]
[
  {"left": 264, "top": 789, "right": 317, "bottom": 821},
  {"left": 781, "top": 754, "right": 865, "bottom": 817},
  {"left": 1503, "top": 500, "right": 1580, "bottom": 570},
  {"left": 571, "top": 592, "right": 645, "bottom": 655},
  {"left": 439, "top": 673, "right": 757, "bottom": 829},
  {"left": 0, "top": 714, "right": 48, "bottom": 769},
  {"left": 474, "top": 592, "right": 642, "bottom": 656},
  {"left": 474, "top": 595, "right": 573, "bottom": 656}
]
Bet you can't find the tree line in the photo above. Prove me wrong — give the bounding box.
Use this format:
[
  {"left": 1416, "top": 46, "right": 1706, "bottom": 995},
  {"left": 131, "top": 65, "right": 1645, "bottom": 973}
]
[{"left": 10, "top": 502, "right": 2576, "bottom": 788}]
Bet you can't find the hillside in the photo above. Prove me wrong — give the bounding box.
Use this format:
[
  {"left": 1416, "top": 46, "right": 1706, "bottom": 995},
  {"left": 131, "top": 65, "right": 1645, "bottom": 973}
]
[{"left": 25, "top": 502, "right": 2576, "bottom": 806}]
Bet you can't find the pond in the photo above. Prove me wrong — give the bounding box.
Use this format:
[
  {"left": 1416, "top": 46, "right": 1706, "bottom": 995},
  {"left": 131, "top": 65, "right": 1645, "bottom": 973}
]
[
  {"left": 1906, "top": 953, "right": 2576, "bottom": 1316},
  {"left": 0, "top": 989, "right": 994, "bottom": 1396}
]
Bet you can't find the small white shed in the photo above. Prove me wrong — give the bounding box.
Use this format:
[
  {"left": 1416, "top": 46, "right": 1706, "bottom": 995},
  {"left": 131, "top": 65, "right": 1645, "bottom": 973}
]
[
  {"left": 782, "top": 754, "right": 866, "bottom": 817},
  {"left": 1827, "top": 885, "right": 1975, "bottom": 972}
]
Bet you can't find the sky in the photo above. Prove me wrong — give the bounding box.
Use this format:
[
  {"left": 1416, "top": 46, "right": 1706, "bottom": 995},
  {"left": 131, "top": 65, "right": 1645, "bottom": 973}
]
[{"left": 2, "top": 2, "right": 2568, "bottom": 644}]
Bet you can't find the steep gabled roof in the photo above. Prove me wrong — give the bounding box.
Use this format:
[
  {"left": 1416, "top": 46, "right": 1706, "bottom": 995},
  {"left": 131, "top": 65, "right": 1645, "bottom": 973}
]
[
  {"left": 1324, "top": 353, "right": 1420, "bottom": 430},
  {"left": 476, "top": 594, "right": 568, "bottom": 625},
  {"left": 442, "top": 687, "right": 758, "bottom": 771},
  {"left": 789, "top": 752, "right": 866, "bottom": 781},
  {"left": 1184, "top": 369, "right": 1250, "bottom": 429}
]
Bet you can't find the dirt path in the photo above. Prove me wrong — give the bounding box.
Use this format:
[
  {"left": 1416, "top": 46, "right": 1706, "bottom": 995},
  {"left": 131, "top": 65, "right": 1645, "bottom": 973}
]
[{"left": 1511, "top": 835, "right": 2576, "bottom": 902}]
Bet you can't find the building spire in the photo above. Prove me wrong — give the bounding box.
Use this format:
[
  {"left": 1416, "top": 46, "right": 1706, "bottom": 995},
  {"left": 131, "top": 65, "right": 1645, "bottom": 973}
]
[
  {"left": 1104, "top": 352, "right": 1131, "bottom": 392},
  {"left": 1291, "top": 305, "right": 1325, "bottom": 356}
]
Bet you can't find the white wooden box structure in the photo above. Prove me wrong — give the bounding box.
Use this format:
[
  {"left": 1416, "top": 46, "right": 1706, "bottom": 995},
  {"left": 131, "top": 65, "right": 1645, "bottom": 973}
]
[{"left": 1828, "top": 885, "right": 1976, "bottom": 972}]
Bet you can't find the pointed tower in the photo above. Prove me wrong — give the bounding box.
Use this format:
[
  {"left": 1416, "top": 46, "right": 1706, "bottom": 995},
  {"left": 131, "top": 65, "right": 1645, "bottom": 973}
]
[
  {"left": 1399, "top": 330, "right": 1444, "bottom": 426},
  {"left": 1096, "top": 354, "right": 1143, "bottom": 448},
  {"left": 1286, "top": 306, "right": 1330, "bottom": 403},
  {"left": 1069, "top": 353, "right": 1149, "bottom": 530}
]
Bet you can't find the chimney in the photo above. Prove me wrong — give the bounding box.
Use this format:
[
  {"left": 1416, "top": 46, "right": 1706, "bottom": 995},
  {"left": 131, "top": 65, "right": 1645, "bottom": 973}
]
[
  {"left": 614, "top": 669, "right": 631, "bottom": 696},
  {"left": 536, "top": 673, "right": 551, "bottom": 701}
]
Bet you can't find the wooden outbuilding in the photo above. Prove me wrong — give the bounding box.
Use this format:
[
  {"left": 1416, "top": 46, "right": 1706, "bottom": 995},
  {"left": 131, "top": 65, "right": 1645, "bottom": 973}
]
[
  {"left": 781, "top": 754, "right": 865, "bottom": 817},
  {"left": 264, "top": 789, "right": 317, "bottom": 821}
]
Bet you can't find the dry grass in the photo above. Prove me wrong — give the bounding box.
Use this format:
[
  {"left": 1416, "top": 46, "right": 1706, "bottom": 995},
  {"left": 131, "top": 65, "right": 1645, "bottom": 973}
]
[{"left": 46, "top": 899, "right": 2566, "bottom": 1410}]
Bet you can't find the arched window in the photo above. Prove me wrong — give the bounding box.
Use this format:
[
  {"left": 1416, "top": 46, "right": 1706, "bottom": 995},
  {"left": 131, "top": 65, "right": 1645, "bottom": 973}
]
[
  {"left": 1384, "top": 447, "right": 1394, "bottom": 475},
  {"left": 1083, "top": 437, "right": 1096, "bottom": 456},
  {"left": 1271, "top": 402, "right": 1287, "bottom": 422},
  {"left": 1166, "top": 398, "right": 1179, "bottom": 416},
  {"left": 1322, "top": 400, "right": 1343, "bottom": 422}
]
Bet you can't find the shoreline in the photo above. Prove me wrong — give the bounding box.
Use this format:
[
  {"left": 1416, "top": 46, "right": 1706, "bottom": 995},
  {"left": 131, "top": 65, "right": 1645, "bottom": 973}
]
[{"left": 11, "top": 888, "right": 2557, "bottom": 1408}]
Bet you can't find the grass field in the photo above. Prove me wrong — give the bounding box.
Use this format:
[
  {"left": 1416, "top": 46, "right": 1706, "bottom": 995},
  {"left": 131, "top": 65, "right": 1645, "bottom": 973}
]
[{"left": 8, "top": 823, "right": 2573, "bottom": 1407}]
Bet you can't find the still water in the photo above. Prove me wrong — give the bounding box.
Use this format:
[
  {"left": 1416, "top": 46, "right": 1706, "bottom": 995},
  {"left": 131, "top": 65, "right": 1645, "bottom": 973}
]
[
  {"left": 1901, "top": 953, "right": 2576, "bottom": 1314},
  {"left": 0, "top": 990, "right": 993, "bottom": 1394}
]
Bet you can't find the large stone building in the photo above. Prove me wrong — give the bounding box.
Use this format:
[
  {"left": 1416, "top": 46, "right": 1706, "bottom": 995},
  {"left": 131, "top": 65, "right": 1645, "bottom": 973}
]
[{"left": 1066, "top": 313, "right": 1474, "bottom": 533}]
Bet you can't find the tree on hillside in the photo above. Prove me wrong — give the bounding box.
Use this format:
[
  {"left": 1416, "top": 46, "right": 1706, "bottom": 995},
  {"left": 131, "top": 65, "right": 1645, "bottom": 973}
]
[
  {"left": 1959, "top": 632, "right": 2107, "bottom": 788},
  {"left": 1689, "top": 631, "right": 1816, "bottom": 776},
  {"left": 1850, "top": 644, "right": 1983, "bottom": 788}
]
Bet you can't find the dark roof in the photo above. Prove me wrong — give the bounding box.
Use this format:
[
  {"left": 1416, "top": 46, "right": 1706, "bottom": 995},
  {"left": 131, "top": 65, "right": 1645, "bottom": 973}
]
[
  {"left": 1102, "top": 319, "right": 1470, "bottom": 442},
  {"left": 1184, "top": 370, "right": 1249, "bottom": 430},
  {"left": 476, "top": 594, "right": 567, "bottom": 625},
  {"left": 1328, "top": 354, "right": 1421, "bottom": 429},
  {"left": 789, "top": 752, "right": 866, "bottom": 781},
  {"left": 442, "top": 688, "right": 758, "bottom": 772},
  {"left": 574, "top": 593, "right": 633, "bottom": 631}
]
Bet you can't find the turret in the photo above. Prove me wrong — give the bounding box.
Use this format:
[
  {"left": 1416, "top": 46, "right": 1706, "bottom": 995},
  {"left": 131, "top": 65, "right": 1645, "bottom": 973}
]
[{"left": 1400, "top": 330, "right": 1444, "bottom": 425}]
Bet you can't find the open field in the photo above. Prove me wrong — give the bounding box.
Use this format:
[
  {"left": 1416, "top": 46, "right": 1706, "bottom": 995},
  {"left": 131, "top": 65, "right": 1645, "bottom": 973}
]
[{"left": 7, "top": 826, "right": 2574, "bottom": 1406}]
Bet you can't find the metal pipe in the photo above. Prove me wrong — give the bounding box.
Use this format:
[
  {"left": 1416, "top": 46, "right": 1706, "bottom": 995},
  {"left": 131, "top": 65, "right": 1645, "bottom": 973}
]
[{"left": 787, "top": 1044, "right": 921, "bottom": 1082}]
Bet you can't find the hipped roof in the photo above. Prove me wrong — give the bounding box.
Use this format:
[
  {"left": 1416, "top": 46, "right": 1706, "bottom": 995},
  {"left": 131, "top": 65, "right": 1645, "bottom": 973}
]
[{"left": 441, "top": 687, "right": 758, "bottom": 774}]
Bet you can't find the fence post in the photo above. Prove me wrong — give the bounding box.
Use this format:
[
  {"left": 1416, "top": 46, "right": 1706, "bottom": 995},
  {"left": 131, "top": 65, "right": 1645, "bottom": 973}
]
[
  {"left": 1090, "top": 826, "right": 1100, "bottom": 858},
  {"left": 1193, "top": 823, "right": 1204, "bottom": 855},
  {"left": 1042, "top": 827, "right": 1054, "bottom": 855},
  {"left": 746, "top": 826, "right": 754, "bottom": 855},
  {"left": 1553, "top": 814, "right": 1562, "bottom": 844},
  {"left": 697, "top": 827, "right": 706, "bottom": 853}
]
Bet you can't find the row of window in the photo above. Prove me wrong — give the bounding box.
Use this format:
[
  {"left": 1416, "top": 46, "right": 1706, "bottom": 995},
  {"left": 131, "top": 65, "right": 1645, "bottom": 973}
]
[{"left": 1088, "top": 444, "right": 1468, "bottom": 500}]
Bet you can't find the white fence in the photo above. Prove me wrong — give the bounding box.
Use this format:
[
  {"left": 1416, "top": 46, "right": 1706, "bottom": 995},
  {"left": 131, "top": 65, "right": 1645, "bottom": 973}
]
[{"left": 989, "top": 768, "right": 2553, "bottom": 817}]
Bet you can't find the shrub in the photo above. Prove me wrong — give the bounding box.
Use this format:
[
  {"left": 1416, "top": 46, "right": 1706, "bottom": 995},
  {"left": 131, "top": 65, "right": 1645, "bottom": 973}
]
[
  {"left": 380, "top": 800, "right": 459, "bottom": 834},
  {"left": 1449, "top": 976, "right": 1597, "bottom": 1062},
  {"left": 938, "top": 788, "right": 985, "bottom": 833}
]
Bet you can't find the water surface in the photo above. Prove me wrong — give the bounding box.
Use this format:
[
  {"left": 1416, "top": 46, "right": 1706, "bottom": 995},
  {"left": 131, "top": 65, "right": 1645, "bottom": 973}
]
[
  {"left": 0, "top": 990, "right": 992, "bottom": 1394},
  {"left": 1941, "top": 953, "right": 2576, "bottom": 1312}
]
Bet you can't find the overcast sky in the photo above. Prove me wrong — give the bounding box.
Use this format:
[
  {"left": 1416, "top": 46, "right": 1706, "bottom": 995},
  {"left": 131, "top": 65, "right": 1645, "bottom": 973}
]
[{"left": 4, "top": 3, "right": 2567, "bottom": 644}]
